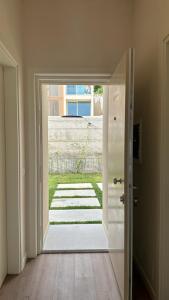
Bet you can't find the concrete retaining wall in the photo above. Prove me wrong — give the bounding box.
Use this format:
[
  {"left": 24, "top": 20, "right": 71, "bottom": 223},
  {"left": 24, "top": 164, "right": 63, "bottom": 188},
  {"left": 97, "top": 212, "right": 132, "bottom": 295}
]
[{"left": 48, "top": 116, "right": 103, "bottom": 173}]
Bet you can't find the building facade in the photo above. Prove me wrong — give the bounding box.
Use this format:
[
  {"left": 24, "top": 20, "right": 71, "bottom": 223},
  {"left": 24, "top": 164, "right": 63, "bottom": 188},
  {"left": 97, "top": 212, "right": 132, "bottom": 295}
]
[{"left": 47, "top": 85, "right": 103, "bottom": 117}]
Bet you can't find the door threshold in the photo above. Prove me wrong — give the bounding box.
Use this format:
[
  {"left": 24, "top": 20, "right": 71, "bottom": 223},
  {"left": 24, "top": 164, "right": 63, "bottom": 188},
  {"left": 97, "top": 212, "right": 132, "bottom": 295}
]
[{"left": 42, "top": 249, "right": 109, "bottom": 254}]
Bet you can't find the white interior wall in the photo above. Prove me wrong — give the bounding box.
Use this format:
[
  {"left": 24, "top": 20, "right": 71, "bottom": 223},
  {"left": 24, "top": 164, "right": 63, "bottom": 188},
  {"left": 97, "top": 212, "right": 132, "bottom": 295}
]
[
  {"left": 23, "top": 0, "right": 132, "bottom": 73},
  {"left": 0, "top": 0, "right": 26, "bottom": 285},
  {"left": 133, "top": 0, "right": 169, "bottom": 298}
]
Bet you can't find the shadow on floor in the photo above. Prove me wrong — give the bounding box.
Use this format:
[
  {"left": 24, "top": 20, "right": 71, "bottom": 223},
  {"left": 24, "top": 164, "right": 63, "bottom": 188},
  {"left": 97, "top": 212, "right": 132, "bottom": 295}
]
[{"left": 133, "top": 267, "right": 151, "bottom": 300}]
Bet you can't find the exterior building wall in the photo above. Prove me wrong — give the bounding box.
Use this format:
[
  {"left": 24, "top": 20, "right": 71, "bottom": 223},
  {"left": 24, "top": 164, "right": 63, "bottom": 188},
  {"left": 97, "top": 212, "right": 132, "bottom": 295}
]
[
  {"left": 93, "top": 95, "right": 103, "bottom": 116},
  {"left": 47, "top": 85, "right": 103, "bottom": 116},
  {"left": 48, "top": 85, "right": 65, "bottom": 116},
  {"left": 48, "top": 116, "right": 103, "bottom": 173}
]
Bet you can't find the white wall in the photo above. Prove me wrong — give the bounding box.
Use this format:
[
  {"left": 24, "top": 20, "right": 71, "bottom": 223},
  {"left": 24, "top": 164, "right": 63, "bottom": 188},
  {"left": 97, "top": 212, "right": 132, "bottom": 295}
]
[
  {"left": 133, "top": 0, "right": 169, "bottom": 298},
  {"left": 0, "top": 0, "right": 26, "bottom": 285},
  {"left": 23, "top": 0, "right": 132, "bottom": 72}
]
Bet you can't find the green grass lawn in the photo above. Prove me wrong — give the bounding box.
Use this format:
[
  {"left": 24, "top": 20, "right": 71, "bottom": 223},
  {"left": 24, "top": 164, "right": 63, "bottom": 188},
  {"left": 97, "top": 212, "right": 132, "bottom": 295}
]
[{"left": 48, "top": 173, "right": 102, "bottom": 209}]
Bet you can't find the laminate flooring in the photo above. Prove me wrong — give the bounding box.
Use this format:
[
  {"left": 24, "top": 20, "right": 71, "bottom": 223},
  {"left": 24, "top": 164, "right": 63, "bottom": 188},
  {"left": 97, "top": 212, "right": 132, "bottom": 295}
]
[
  {"left": 0, "top": 253, "right": 151, "bottom": 300},
  {"left": 0, "top": 253, "right": 121, "bottom": 300}
]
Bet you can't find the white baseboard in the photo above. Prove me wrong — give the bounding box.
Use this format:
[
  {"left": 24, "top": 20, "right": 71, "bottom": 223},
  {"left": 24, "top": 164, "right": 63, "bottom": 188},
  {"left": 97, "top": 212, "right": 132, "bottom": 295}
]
[
  {"left": 21, "top": 253, "right": 27, "bottom": 271},
  {"left": 0, "top": 272, "right": 7, "bottom": 289},
  {"left": 134, "top": 256, "right": 157, "bottom": 300}
]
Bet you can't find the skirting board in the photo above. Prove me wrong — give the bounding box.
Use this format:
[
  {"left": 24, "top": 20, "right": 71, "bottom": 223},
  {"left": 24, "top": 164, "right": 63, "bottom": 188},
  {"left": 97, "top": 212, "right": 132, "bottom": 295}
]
[
  {"left": 133, "top": 256, "right": 157, "bottom": 300},
  {"left": 42, "top": 249, "right": 108, "bottom": 254},
  {"left": 0, "top": 273, "right": 6, "bottom": 289},
  {"left": 21, "top": 253, "right": 27, "bottom": 271}
]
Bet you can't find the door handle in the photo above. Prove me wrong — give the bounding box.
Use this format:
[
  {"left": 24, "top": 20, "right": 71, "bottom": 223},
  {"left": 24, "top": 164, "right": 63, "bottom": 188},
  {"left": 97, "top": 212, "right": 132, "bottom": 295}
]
[
  {"left": 113, "top": 178, "right": 124, "bottom": 185},
  {"left": 120, "top": 193, "right": 125, "bottom": 205}
]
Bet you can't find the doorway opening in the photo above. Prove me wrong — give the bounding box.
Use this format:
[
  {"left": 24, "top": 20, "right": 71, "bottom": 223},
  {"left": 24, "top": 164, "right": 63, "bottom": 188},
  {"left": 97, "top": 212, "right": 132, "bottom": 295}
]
[
  {"left": 35, "top": 69, "right": 131, "bottom": 298},
  {"left": 40, "top": 83, "right": 108, "bottom": 252}
]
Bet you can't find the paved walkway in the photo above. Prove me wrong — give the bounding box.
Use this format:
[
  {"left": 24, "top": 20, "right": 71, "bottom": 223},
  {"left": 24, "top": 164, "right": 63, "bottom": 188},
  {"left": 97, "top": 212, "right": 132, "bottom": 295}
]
[
  {"left": 54, "top": 189, "right": 96, "bottom": 197},
  {"left": 51, "top": 197, "right": 100, "bottom": 208},
  {"left": 49, "top": 182, "right": 102, "bottom": 224},
  {"left": 49, "top": 209, "right": 102, "bottom": 223},
  {"left": 97, "top": 182, "right": 103, "bottom": 191},
  {"left": 43, "top": 224, "right": 108, "bottom": 251}
]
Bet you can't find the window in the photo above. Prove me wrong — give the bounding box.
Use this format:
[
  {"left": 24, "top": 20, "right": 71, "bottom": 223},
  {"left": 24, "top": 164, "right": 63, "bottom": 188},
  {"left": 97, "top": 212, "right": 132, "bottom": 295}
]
[
  {"left": 67, "top": 101, "right": 91, "bottom": 116},
  {"left": 66, "top": 85, "right": 76, "bottom": 95},
  {"left": 78, "top": 102, "right": 91, "bottom": 116},
  {"left": 76, "top": 85, "right": 91, "bottom": 95},
  {"left": 66, "top": 85, "right": 91, "bottom": 95},
  {"left": 67, "top": 102, "right": 77, "bottom": 116},
  {"left": 48, "top": 85, "right": 58, "bottom": 96}
]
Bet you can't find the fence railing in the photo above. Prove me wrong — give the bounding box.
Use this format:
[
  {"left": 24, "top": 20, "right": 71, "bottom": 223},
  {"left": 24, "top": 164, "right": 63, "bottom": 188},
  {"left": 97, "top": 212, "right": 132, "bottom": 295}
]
[{"left": 48, "top": 155, "right": 102, "bottom": 174}]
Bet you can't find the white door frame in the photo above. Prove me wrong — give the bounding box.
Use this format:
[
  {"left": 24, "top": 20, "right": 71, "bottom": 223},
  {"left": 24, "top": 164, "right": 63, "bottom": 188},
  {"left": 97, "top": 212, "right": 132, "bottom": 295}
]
[
  {"left": 34, "top": 73, "right": 112, "bottom": 254},
  {"left": 159, "top": 35, "right": 169, "bottom": 300},
  {"left": 0, "top": 40, "right": 22, "bottom": 273}
]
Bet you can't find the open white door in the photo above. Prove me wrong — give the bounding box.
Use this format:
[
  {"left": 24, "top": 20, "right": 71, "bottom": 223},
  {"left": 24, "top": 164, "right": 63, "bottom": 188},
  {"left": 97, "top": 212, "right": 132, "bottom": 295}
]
[{"left": 107, "top": 49, "right": 134, "bottom": 300}]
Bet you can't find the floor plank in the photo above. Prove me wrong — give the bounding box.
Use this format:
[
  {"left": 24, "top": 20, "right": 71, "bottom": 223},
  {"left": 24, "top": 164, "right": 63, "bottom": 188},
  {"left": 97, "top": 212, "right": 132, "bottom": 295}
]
[
  {"left": 0, "top": 253, "right": 150, "bottom": 300},
  {"left": 0, "top": 254, "right": 121, "bottom": 300}
]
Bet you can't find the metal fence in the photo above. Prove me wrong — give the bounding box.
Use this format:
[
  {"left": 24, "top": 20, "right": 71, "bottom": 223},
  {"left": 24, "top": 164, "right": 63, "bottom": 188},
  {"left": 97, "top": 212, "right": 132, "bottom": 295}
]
[{"left": 48, "top": 155, "right": 102, "bottom": 174}]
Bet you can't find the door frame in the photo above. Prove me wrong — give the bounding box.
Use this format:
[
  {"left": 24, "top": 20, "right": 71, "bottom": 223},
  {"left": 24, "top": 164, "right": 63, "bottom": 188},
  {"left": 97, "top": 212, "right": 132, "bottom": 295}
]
[
  {"left": 159, "top": 35, "right": 169, "bottom": 300},
  {"left": 34, "top": 73, "right": 112, "bottom": 254},
  {"left": 0, "top": 40, "right": 22, "bottom": 274}
]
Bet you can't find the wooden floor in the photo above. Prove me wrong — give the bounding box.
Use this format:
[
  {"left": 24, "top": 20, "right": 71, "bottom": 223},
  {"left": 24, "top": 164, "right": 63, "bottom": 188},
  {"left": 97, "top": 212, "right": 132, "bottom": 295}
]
[
  {"left": 0, "top": 253, "right": 121, "bottom": 300},
  {"left": 0, "top": 253, "right": 151, "bottom": 300}
]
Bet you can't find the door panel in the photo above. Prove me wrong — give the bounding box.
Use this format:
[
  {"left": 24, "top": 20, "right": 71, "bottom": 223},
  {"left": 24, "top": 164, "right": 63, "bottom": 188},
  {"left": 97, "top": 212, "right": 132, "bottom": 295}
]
[{"left": 107, "top": 50, "right": 134, "bottom": 300}]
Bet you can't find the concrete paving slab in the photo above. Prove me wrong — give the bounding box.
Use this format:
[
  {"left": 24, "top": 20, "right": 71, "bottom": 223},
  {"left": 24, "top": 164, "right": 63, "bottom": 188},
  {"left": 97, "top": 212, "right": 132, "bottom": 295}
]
[
  {"left": 43, "top": 224, "right": 108, "bottom": 251},
  {"left": 54, "top": 189, "right": 96, "bottom": 197},
  {"left": 51, "top": 197, "right": 100, "bottom": 208},
  {"left": 49, "top": 209, "right": 102, "bottom": 222},
  {"left": 97, "top": 183, "right": 103, "bottom": 191},
  {"left": 57, "top": 183, "right": 92, "bottom": 189}
]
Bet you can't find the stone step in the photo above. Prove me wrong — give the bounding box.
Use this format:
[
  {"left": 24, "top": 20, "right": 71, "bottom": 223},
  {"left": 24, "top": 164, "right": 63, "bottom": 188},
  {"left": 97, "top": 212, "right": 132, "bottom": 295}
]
[
  {"left": 57, "top": 183, "right": 93, "bottom": 189},
  {"left": 54, "top": 189, "right": 96, "bottom": 198},
  {"left": 49, "top": 209, "right": 102, "bottom": 223},
  {"left": 51, "top": 197, "right": 100, "bottom": 208},
  {"left": 97, "top": 183, "right": 103, "bottom": 191}
]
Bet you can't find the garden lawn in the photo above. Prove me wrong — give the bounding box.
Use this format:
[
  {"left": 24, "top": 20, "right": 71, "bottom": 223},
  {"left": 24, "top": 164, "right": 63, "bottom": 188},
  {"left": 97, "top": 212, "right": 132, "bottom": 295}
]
[{"left": 48, "top": 173, "right": 102, "bottom": 209}]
